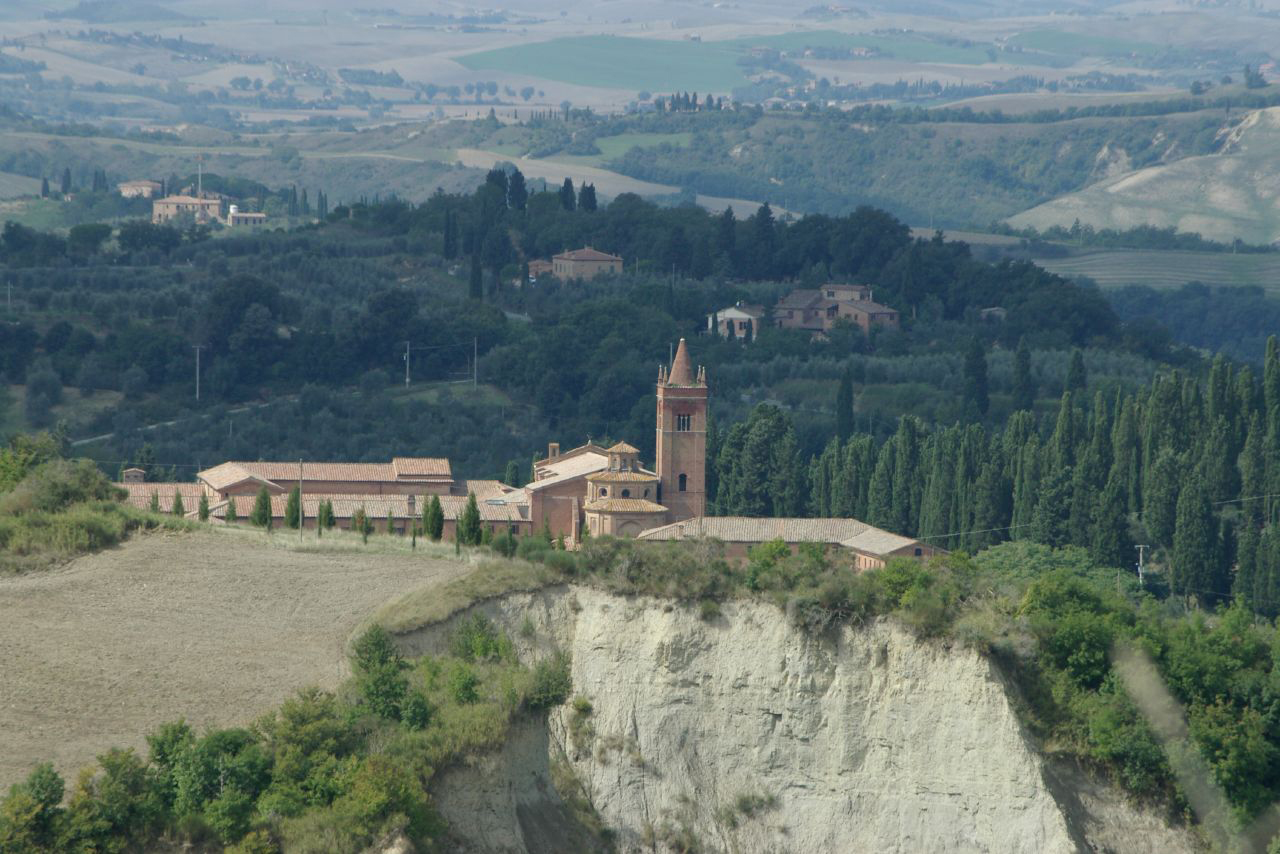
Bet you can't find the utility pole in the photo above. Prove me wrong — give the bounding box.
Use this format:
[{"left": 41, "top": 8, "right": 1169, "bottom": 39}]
[
  {"left": 403, "top": 340, "right": 411, "bottom": 387},
  {"left": 473, "top": 336, "right": 478, "bottom": 389},
  {"left": 298, "top": 458, "right": 304, "bottom": 543},
  {"left": 1136, "top": 544, "right": 1148, "bottom": 586},
  {"left": 193, "top": 345, "right": 202, "bottom": 401}
]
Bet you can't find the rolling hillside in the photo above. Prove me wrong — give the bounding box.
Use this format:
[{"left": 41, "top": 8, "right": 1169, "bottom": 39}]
[
  {"left": 1034, "top": 248, "right": 1280, "bottom": 293},
  {"left": 1009, "top": 107, "right": 1280, "bottom": 245}
]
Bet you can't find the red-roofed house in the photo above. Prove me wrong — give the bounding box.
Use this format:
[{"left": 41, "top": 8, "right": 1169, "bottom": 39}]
[{"left": 552, "top": 247, "right": 623, "bottom": 280}]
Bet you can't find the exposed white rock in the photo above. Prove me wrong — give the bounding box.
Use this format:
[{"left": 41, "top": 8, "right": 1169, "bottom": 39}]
[{"left": 406, "top": 586, "right": 1196, "bottom": 854}]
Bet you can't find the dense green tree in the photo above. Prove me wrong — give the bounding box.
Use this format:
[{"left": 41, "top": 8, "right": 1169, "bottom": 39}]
[
  {"left": 1172, "top": 478, "right": 1222, "bottom": 602},
  {"left": 1142, "top": 448, "right": 1180, "bottom": 546},
  {"left": 1089, "top": 475, "right": 1132, "bottom": 568},
  {"left": 507, "top": 168, "right": 528, "bottom": 211},
  {"left": 198, "top": 494, "right": 209, "bottom": 522},
  {"left": 578, "top": 183, "right": 597, "bottom": 211},
  {"left": 425, "top": 495, "right": 444, "bottom": 542},
  {"left": 1031, "top": 465, "right": 1073, "bottom": 548},
  {"left": 251, "top": 486, "right": 273, "bottom": 529},
  {"left": 559, "top": 178, "right": 576, "bottom": 211},
  {"left": 225, "top": 496, "right": 238, "bottom": 523},
  {"left": 458, "top": 492, "right": 482, "bottom": 545},
  {"left": 148, "top": 493, "right": 160, "bottom": 513},
  {"left": 171, "top": 492, "right": 185, "bottom": 517},
  {"left": 285, "top": 486, "right": 301, "bottom": 529}
]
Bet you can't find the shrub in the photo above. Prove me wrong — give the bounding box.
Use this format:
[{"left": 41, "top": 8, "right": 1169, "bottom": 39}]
[
  {"left": 448, "top": 664, "right": 480, "bottom": 705},
  {"left": 449, "top": 615, "right": 511, "bottom": 662},
  {"left": 526, "top": 651, "right": 572, "bottom": 710},
  {"left": 699, "top": 599, "right": 721, "bottom": 621}
]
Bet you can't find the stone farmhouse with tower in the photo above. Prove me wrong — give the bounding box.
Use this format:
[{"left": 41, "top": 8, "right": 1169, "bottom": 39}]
[{"left": 120, "top": 339, "right": 935, "bottom": 568}]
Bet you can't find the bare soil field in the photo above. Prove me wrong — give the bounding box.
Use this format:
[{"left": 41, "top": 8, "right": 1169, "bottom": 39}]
[{"left": 0, "top": 528, "right": 469, "bottom": 788}]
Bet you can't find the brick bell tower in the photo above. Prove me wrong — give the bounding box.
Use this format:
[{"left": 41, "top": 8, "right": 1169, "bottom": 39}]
[{"left": 656, "top": 338, "right": 707, "bottom": 521}]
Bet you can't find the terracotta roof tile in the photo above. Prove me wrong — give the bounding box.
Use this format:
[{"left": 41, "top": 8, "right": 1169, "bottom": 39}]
[
  {"left": 637, "top": 516, "right": 871, "bottom": 544},
  {"left": 199, "top": 458, "right": 452, "bottom": 490},
  {"left": 554, "top": 247, "right": 622, "bottom": 262},
  {"left": 584, "top": 498, "right": 668, "bottom": 513},
  {"left": 606, "top": 441, "right": 640, "bottom": 454},
  {"left": 587, "top": 470, "right": 658, "bottom": 483},
  {"left": 117, "top": 482, "right": 205, "bottom": 514},
  {"left": 528, "top": 451, "right": 608, "bottom": 491}
]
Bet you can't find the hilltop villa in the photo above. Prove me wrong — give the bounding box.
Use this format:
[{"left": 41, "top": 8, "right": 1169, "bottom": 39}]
[{"left": 120, "top": 339, "right": 935, "bottom": 567}]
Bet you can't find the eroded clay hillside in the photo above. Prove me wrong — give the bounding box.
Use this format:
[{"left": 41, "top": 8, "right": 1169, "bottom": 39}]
[{"left": 399, "top": 586, "right": 1198, "bottom": 854}]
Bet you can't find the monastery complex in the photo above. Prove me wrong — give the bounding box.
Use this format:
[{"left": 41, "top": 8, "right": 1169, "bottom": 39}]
[{"left": 121, "top": 339, "right": 937, "bottom": 568}]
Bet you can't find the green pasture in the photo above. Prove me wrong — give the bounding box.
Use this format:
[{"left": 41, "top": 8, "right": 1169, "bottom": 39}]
[
  {"left": 456, "top": 31, "right": 1011, "bottom": 93},
  {"left": 1009, "top": 29, "right": 1163, "bottom": 59},
  {"left": 456, "top": 35, "right": 748, "bottom": 93},
  {"left": 738, "top": 30, "right": 996, "bottom": 65}
]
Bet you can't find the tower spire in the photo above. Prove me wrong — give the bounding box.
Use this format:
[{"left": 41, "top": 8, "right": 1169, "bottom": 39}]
[{"left": 668, "top": 338, "right": 693, "bottom": 386}]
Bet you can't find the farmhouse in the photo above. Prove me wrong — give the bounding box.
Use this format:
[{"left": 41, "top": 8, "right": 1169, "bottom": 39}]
[
  {"left": 152, "top": 194, "right": 222, "bottom": 225},
  {"left": 708, "top": 302, "right": 765, "bottom": 340},
  {"left": 774, "top": 283, "right": 899, "bottom": 336},
  {"left": 227, "top": 206, "right": 268, "bottom": 228},
  {"left": 552, "top": 247, "right": 623, "bottom": 280}
]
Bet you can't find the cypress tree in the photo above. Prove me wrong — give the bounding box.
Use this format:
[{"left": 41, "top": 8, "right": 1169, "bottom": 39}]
[
  {"left": 1012, "top": 337, "right": 1034, "bottom": 412},
  {"left": 835, "top": 368, "right": 854, "bottom": 441},
  {"left": 425, "top": 495, "right": 444, "bottom": 541},
  {"left": 962, "top": 336, "right": 989, "bottom": 416},
  {"left": 1264, "top": 335, "right": 1280, "bottom": 417},
  {"left": 1089, "top": 475, "right": 1131, "bottom": 569},
  {"left": 226, "top": 496, "right": 238, "bottom": 523},
  {"left": 1239, "top": 414, "right": 1265, "bottom": 527},
  {"left": 890, "top": 417, "right": 922, "bottom": 535},
  {"left": 251, "top": 485, "right": 273, "bottom": 529},
  {"left": 578, "top": 183, "right": 597, "bottom": 211},
  {"left": 60, "top": 167, "right": 71, "bottom": 195},
  {"left": 285, "top": 486, "right": 301, "bottom": 529},
  {"left": 171, "top": 492, "right": 185, "bottom": 517},
  {"left": 508, "top": 168, "right": 528, "bottom": 210},
  {"left": 1030, "top": 465, "right": 1072, "bottom": 548},
  {"left": 1010, "top": 436, "right": 1042, "bottom": 535},
  {"left": 198, "top": 494, "right": 209, "bottom": 522},
  {"left": 1109, "top": 398, "right": 1141, "bottom": 513},
  {"left": 559, "top": 177, "right": 576, "bottom": 211},
  {"left": 1142, "top": 447, "right": 1179, "bottom": 546},
  {"left": 148, "top": 493, "right": 160, "bottom": 513},
  {"left": 1171, "top": 477, "right": 1219, "bottom": 603},
  {"left": 1235, "top": 522, "right": 1260, "bottom": 608},
  {"left": 459, "top": 492, "right": 482, "bottom": 545},
  {"left": 866, "top": 442, "right": 895, "bottom": 531},
  {"left": 40, "top": 177, "right": 48, "bottom": 198},
  {"left": 969, "top": 458, "right": 1010, "bottom": 552}
]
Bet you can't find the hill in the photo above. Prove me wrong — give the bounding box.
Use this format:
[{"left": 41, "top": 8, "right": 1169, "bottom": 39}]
[{"left": 1009, "top": 106, "right": 1280, "bottom": 244}]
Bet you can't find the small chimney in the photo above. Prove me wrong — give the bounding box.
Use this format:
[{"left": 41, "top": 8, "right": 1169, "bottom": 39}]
[
  {"left": 548, "top": 442, "right": 560, "bottom": 459},
  {"left": 407, "top": 495, "right": 416, "bottom": 514}
]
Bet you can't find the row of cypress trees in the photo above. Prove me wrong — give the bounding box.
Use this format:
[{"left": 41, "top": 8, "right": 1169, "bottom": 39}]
[{"left": 717, "top": 337, "right": 1280, "bottom": 614}]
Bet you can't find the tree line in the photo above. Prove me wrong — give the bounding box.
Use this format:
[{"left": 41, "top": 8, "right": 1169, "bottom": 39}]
[{"left": 714, "top": 338, "right": 1280, "bottom": 615}]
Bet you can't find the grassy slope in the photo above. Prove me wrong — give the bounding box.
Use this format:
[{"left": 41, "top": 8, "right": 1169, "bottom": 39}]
[{"left": 1009, "top": 106, "right": 1280, "bottom": 244}]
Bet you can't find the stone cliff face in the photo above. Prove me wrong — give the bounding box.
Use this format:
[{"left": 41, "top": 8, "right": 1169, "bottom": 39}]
[{"left": 400, "top": 586, "right": 1196, "bottom": 854}]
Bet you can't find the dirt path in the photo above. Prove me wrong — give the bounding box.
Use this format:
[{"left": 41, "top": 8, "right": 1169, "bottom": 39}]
[{"left": 0, "top": 529, "right": 468, "bottom": 788}]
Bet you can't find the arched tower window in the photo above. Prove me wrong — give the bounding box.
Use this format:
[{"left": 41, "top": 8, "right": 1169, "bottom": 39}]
[{"left": 678, "top": 473, "right": 687, "bottom": 492}]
